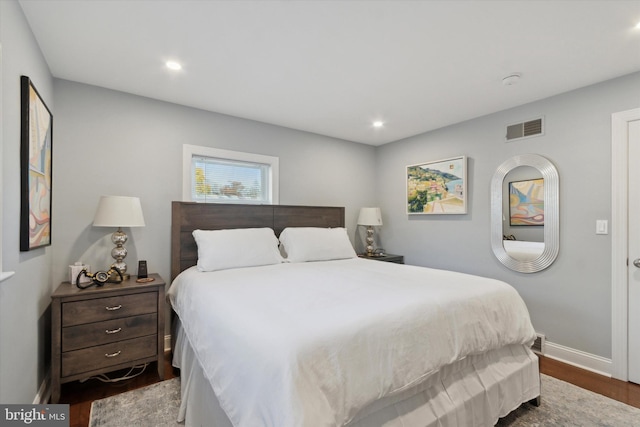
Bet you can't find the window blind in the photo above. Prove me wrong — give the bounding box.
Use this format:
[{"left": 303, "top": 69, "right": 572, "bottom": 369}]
[{"left": 191, "top": 155, "right": 270, "bottom": 203}]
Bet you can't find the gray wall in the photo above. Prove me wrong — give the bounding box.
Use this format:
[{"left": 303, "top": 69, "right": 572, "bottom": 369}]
[
  {"left": 0, "top": 0, "right": 55, "bottom": 403},
  {"left": 376, "top": 71, "right": 640, "bottom": 358},
  {"left": 51, "top": 79, "right": 377, "bottom": 337}
]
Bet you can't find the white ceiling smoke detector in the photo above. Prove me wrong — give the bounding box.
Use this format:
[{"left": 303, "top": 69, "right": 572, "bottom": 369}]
[{"left": 502, "top": 73, "right": 522, "bottom": 86}]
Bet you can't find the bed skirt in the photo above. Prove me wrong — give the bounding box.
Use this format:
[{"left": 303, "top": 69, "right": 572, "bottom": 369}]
[{"left": 172, "top": 320, "right": 540, "bottom": 427}]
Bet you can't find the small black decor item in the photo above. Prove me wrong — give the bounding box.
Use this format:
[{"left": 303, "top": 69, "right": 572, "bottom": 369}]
[
  {"left": 137, "top": 260, "right": 148, "bottom": 279},
  {"left": 20, "top": 75, "right": 53, "bottom": 251}
]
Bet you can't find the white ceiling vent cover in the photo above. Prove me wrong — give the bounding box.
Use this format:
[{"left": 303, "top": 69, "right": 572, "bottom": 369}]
[{"left": 506, "top": 117, "right": 544, "bottom": 142}]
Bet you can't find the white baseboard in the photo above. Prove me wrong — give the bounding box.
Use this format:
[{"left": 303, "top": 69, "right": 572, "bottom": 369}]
[{"left": 544, "top": 340, "right": 612, "bottom": 377}]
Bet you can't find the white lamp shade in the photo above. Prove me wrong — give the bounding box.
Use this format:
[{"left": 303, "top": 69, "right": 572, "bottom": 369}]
[
  {"left": 357, "top": 207, "right": 383, "bottom": 226},
  {"left": 93, "top": 196, "right": 146, "bottom": 227}
]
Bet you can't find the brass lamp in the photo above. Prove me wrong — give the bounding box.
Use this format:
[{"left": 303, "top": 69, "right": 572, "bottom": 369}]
[
  {"left": 357, "top": 207, "right": 383, "bottom": 256},
  {"left": 93, "top": 196, "right": 145, "bottom": 280}
]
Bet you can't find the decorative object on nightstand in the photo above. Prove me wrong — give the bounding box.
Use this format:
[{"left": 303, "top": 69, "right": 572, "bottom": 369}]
[
  {"left": 93, "top": 196, "right": 145, "bottom": 280},
  {"left": 357, "top": 207, "right": 383, "bottom": 256},
  {"left": 50, "top": 274, "right": 165, "bottom": 404},
  {"left": 137, "top": 260, "right": 148, "bottom": 279},
  {"left": 74, "top": 266, "right": 123, "bottom": 289}
]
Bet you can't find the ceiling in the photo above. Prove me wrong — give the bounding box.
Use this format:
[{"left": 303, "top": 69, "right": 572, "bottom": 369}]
[{"left": 18, "top": 0, "right": 640, "bottom": 146}]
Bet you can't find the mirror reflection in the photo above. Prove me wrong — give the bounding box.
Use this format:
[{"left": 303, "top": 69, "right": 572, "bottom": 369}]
[{"left": 502, "top": 166, "right": 544, "bottom": 261}]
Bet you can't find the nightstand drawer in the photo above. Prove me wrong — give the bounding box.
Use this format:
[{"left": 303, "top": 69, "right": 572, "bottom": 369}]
[
  {"left": 61, "top": 335, "right": 157, "bottom": 377},
  {"left": 62, "top": 313, "right": 158, "bottom": 352},
  {"left": 62, "top": 292, "right": 157, "bottom": 326}
]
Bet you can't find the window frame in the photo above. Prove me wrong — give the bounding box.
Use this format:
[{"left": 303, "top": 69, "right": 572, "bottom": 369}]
[{"left": 182, "top": 144, "right": 279, "bottom": 205}]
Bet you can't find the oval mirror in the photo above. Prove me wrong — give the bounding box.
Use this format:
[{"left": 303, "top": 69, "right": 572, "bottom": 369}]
[{"left": 491, "top": 154, "right": 559, "bottom": 273}]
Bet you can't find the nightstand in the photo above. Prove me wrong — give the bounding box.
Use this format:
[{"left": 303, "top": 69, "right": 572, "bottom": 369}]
[
  {"left": 358, "top": 254, "right": 404, "bottom": 264},
  {"left": 50, "top": 273, "right": 165, "bottom": 403}
]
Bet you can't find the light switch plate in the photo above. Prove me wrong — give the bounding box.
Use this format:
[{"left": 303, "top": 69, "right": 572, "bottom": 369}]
[{"left": 596, "top": 220, "right": 608, "bottom": 235}]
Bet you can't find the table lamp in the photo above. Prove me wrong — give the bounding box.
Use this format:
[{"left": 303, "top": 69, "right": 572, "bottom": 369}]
[
  {"left": 93, "top": 196, "right": 145, "bottom": 280},
  {"left": 357, "top": 207, "right": 383, "bottom": 256}
]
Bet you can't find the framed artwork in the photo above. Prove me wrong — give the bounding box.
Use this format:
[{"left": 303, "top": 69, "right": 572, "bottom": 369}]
[
  {"left": 407, "top": 156, "right": 467, "bottom": 214},
  {"left": 509, "top": 178, "right": 544, "bottom": 226},
  {"left": 20, "top": 76, "right": 53, "bottom": 251}
]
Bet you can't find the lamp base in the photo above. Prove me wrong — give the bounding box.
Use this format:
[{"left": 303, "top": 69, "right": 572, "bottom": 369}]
[
  {"left": 365, "top": 226, "right": 375, "bottom": 256},
  {"left": 109, "top": 271, "right": 130, "bottom": 282},
  {"left": 110, "top": 228, "right": 129, "bottom": 281},
  {"left": 107, "top": 267, "right": 128, "bottom": 282}
]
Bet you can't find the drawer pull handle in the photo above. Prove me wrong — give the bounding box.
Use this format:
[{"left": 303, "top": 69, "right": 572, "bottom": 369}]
[
  {"left": 105, "top": 304, "right": 122, "bottom": 311},
  {"left": 105, "top": 350, "right": 121, "bottom": 358},
  {"left": 105, "top": 327, "right": 122, "bottom": 335}
]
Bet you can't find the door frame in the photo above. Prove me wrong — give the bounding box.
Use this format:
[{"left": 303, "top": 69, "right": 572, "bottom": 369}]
[{"left": 611, "top": 107, "right": 640, "bottom": 380}]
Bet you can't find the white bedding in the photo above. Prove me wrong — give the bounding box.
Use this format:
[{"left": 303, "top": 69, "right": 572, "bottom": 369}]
[
  {"left": 168, "top": 258, "right": 537, "bottom": 427},
  {"left": 503, "top": 240, "right": 544, "bottom": 261}
]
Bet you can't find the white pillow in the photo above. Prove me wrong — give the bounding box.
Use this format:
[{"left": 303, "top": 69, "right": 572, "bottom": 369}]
[
  {"left": 193, "top": 228, "right": 283, "bottom": 272},
  {"left": 279, "top": 227, "right": 357, "bottom": 263}
]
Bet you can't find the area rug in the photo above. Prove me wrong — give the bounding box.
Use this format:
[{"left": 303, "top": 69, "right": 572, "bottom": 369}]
[
  {"left": 89, "top": 375, "right": 640, "bottom": 426},
  {"left": 89, "top": 378, "right": 180, "bottom": 427}
]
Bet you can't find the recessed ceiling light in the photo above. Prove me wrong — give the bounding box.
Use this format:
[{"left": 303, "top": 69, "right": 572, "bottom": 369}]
[
  {"left": 373, "top": 121, "right": 384, "bottom": 128},
  {"left": 635, "top": 21, "right": 640, "bottom": 29},
  {"left": 166, "top": 61, "right": 182, "bottom": 71}
]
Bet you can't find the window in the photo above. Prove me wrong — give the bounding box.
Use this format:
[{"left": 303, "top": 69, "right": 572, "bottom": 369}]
[{"left": 182, "top": 144, "right": 279, "bottom": 204}]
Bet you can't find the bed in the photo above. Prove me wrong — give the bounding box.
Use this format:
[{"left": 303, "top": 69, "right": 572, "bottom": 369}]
[
  {"left": 168, "top": 201, "right": 540, "bottom": 427},
  {"left": 503, "top": 240, "right": 545, "bottom": 262}
]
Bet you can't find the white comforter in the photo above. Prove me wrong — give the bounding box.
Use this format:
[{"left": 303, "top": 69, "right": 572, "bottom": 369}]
[
  {"left": 503, "top": 240, "right": 545, "bottom": 261},
  {"left": 168, "top": 258, "right": 536, "bottom": 427}
]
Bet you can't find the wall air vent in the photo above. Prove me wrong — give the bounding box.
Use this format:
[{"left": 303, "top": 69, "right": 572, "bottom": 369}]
[
  {"left": 506, "top": 117, "right": 544, "bottom": 142},
  {"left": 531, "top": 333, "right": 546, "bottom": 355}
]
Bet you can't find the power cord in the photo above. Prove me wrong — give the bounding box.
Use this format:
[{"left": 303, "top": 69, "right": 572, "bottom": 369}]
[{"left": 79, "top": 363, "right": 149, "bottom": 383}]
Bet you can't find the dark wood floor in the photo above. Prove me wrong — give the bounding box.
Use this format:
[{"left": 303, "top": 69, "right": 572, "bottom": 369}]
[
  {"left": 60, "top": 353, "right": 640, "bottom": 427},
  {"left": 539, "top": 356, "right": 640, "bottom": 409}
]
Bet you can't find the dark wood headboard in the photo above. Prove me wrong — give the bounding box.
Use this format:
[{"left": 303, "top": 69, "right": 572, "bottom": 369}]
[{"left": 171, "top": 202, "right": 345, "bottom": 281}]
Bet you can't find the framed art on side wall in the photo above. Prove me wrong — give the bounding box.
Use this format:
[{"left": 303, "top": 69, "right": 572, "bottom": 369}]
[
  {"left": 20, "top": 75, "right": 53, "bottom": 251},
  {"left": 407, "top": 156, "right": 467, "bottom": 214}
]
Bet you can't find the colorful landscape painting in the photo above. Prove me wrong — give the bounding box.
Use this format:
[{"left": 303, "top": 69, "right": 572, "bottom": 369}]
[
  {"left": 407, "top": 156, "right": 466, "bottom": 214},
  {"left": 509, "top": 178, "right": 544, "bottom": 226}
]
